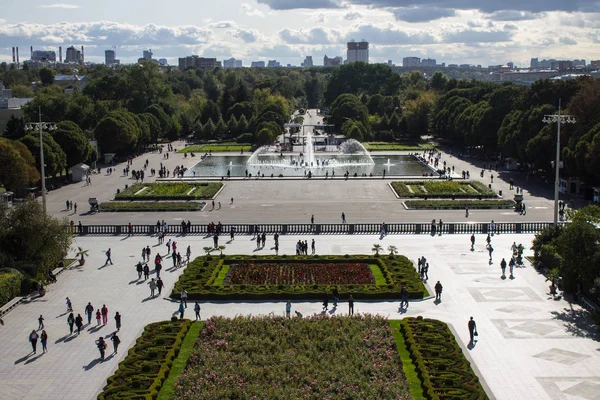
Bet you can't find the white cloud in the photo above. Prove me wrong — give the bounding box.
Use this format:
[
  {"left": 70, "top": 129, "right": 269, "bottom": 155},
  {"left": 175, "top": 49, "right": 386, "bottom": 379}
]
[
  {"left": 37, "top": 3, "right": 80, "bottom": 9},
  {"left": 241, "top": 3, "right": 265, "bottom": 17},
  {"left": 230, "top": 28, "right": 259, "bottom": 43},
  {"left": 344, "top": 11, "right": 362, "bottom": 20},
  {"left": 279, "top": 27, "right": 334, "bottom": 44},
  {"left": 209, "top": 21, "right": 236, "bottom": 29},
  {"left": 442, "top": 28, "right": 513, "bottom": 43},
  {"left": 257, "top": 0, "right": 343, "bottom": 10},
  {"left": 390, "top": 7, "right": 456, "bottom": 22},
  {"left": 343, "top": 23, "right": 436, "bottom": 45},
  {"left": 559, "top": 36, "right": 577, "bottom": 45},
  {"left": 485, "top": 10, "right": 542, "bottom": 20}
]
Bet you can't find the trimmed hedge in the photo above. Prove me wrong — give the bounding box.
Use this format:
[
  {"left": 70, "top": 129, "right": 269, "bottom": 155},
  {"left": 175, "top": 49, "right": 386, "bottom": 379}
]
[
  {"left": 400, "top": 317, "right": 488, "bottom": 400},
  {"left": 392, "top": 181, "right": 497, "bottom": 199},
  {"left": 171, "top": 255, "right": 426, "bottom": 301},
  {"left": 178, "top": 143, "right": 252, "bottom": 153},
  {"left": 115, "top": 183, "right": 222, "bottom": 200},
  {"left": 405, "top": 199, "right": 514, "bottom": 210},
  {"left": 97, "top": 319, "right": 192, "bottom": 400},
  {"left": 99, "top": 202, "right": 204, "bottom": 212},
  {"left": 364, "top": 142, "right": 434, "bottom": 151},
  {"left": 0, "top": 268, "right": 23, "bottom": 308}
]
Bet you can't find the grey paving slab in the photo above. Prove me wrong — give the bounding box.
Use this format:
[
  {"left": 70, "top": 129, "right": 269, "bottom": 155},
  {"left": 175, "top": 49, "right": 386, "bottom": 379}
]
[{"left": 1, "top": 233, "right": 598, "bottom": 400}]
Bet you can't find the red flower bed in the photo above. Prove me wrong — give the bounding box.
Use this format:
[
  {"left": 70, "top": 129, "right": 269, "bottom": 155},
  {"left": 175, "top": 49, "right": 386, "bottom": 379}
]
[{"left": 226, "top": 262, "right": 375, "bottom": 285}]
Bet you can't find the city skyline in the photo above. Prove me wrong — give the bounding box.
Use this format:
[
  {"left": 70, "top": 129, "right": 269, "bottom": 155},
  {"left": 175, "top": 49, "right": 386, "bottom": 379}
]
[{"left": 0, "top": 0, "right": 598, "bottom": 67}]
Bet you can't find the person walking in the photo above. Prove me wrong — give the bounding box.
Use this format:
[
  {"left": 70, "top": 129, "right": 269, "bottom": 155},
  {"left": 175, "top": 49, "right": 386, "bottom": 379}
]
[
  {"left": 194, "top": 301, "right": 201, "bottom": 320},
  {"left": 348, "top": 295, "right": 354, "bottom": 316},
  {"left": 75, "top": 314, "right": 83, "bottom": 334},
  {"left": 468, "top": 317, "right": 477, "bottom": 342},
  {"left": 96, "top": 337, "right": 107, "bottom": 361},
  {"left": 423, "top": 263, "right": 429, "bottom": 281},
  {"left": 322, "top": 293, "right": 329, "bottom": 311},
  {"left": 141, "top": 247, "right": 146, "bottom": 262},
  {"left": 38, "top": 315, "right": 44, "bottom": 330},
  {"left": 285, "top": 301, "right": 291, "bottom": 318},
  {"left": 341, "top": 212, "right": 346, "bottom": 223},
  {"left": 488, "top": 245, "right": 494, "bottom": 264},
  {"left": 311, "top": 239, "right": 316, "bottom": 255},
  {"left": 85, "top": 302, "right": 94, "bottom": 325},
  {"left": 101, "top": 304, "right": 109, "bottom": 325},
  {"left": 114, "top": 312, "right": 121, "bottom": 331},
  {"left": 40, "top": 330, "right": 48, "bottom": 353},
  {"left": 470, "top": 234, "right": 475, "bottom": 251},
  {"left": 66, "top": 297, "right": 73, "bottom": 312},
  {"left": 500, "top": 258, "right": 507, "bottom": 279},
  {"left": 67, "top": 312, "right": 75, "bottom": 334},
  {"left": 155, "top": 262, "right": 162, "bottom": 278},
  {"left": 181, "top": 289, "right": 188, "bottom": 308},
  {"left": 111, "top": 333, "right": 121, "bottom": 354},
  {"left": 311, "top": 215, "right": 314, "bottom": 224},
  {"left": 95, "top": 310, "right": 102, "bottom": 326},
  {"left": 156, "top": 277, "right": 164, "bottom": 295},
  {"left": 148, "top": 278, "right": 157, "bottom": 297},
  {"left": 178, "top": 301, "right": 185, "bottom": 319},
  {"left": 166, "top": 239, "right": 172, "bottom": 254},
  {"left": 509, "top": 257, "right": 516, "bottom": 279},
  {"left": 136, "top": 262, "right": 143, "bottom": 279},
  {"left": 104, "top": 248, "right": 113, "bottom": 266},
  {"left": 435, "top": 281, "right": 443, "bottom": 301},
  {"left": 143, "top": 264, "right": 150, "bottom": 280},
  {"left": 400, "top": 285, "right": 409, "bottom": 309},
  {"left": 186, "top": 246, "right": 192, "bottom": 262},
  {"left": 29, "top": 330, "right": 39, "bottom": 354},
  {"left": 332, "top": 287, "right": 339, "bottom": 307}
]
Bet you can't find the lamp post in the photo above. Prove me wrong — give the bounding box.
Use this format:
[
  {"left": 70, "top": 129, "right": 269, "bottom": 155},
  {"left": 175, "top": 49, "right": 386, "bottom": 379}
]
[
  {"left": 542, "top": 100, "right": 576, "bottom": 226},
  {"left": 25, "top": 107, "right": 56, "bottom": 214}
]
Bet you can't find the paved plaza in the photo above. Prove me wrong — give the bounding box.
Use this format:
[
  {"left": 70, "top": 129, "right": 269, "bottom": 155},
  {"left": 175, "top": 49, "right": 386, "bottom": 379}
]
[{"left": 1, "top": 233, "right": 599, "bottom": 400}]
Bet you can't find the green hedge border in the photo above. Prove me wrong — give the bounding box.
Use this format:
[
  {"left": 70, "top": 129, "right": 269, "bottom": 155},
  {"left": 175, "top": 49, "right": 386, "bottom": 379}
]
[
  {"left": 405, "top": 199, "right": 514, "bottom": 210},
  {"left": 99, "top": 202, "right": 204, "bottom": 212},
  {"left": 178, "top": 144, "right": 252, "bottom": 153},
  {"left": 391, "top": 181, "right": 497, "bottom": 199},
  {"left": 400, "top": 317, "right": 488, "bottom": 400},
  {"left": 171, "top": 255, "right": 426, "bottom": 301},
  {"left": 97, "top": 319, "right": 192, "bottom": 400},
  {"left": 0, "top": 268, "right": 23, "bottom": 308},
  {"left": 115, "top": 183, "right": 222, "bottom": 200}
]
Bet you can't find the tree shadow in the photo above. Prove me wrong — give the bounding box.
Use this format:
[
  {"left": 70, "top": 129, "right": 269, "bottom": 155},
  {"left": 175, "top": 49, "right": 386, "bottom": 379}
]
[{"left": 550, "top": 306, "right": 600, "bottom": 341}]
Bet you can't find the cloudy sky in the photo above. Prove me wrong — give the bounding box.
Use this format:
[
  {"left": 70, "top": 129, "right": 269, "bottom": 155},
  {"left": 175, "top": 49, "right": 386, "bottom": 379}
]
[{"left": 0, "top": 0, "right": 599, "bottom": 67}]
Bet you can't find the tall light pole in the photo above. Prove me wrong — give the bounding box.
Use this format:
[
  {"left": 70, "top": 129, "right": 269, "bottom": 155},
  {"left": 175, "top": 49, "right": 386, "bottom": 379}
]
[
  {"left": 542, "top": 99, "right": 576, "bottom": 226},
  {"left": 25, "top": 107, "right": 56, "bottom": 214}
]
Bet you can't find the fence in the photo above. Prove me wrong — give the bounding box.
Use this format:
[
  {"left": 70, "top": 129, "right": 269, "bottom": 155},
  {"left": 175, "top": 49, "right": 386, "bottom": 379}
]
[{"left": 73, "top": 221, "right": 554, "bottom": 236}]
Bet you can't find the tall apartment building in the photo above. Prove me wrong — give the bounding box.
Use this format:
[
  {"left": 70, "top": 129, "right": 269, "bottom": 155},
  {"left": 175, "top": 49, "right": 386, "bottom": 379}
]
[
  {"left": 302, "top": 56, "right": 313, "bottom": 68},
  {"left": 105, "top": 49, "right": 120, "bottom": 66},
  {"left": 267, "top": 60, "right": 281, "bottom": 68},
  {"left": 402, "top": 57, "right": 420, "bottom": 67},
  {"left": 178, "top": 56, "right": 219, "bottom": 71},
  {"left": 223, "top": 58, "right": 243, "bottom": 68},
  {"left": 251, "top": 61, "right": 265, "bottom": 68},
  {"left": 346, "top": 41, "right": 369, "bottom": 64},
  {"left": 591, "top": 60, "right": 600, "bottom": 69},
  {"left": 65, "top": 46, "right": 82, "bottom": 64},
  {"left": 323, "top": 55, "right": 342, "bottom": 66},
  {"left": 420, "top": 58, "right": 436, "bottom": 67},
  {"left": 31, "top": 50, "right": 56, "bottom": 63}
]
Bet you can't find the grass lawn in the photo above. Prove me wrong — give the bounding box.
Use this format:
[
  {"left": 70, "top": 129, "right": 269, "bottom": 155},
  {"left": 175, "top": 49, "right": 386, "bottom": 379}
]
[
  {"left": 174, "top": 315, "right": 410, "bottom": 399},
  {"left": 369, "top": 263, "right": 387, "bottom": 285},
  {"left": 405, "top": 199, "right": 514, "bottom": 209},
  {"left": 158, "top": 321, "right": 203, "bottom": 400},
  {"left": 212, "top": 265, "right": 229, "bottom": 286},
  {"left": 389, "top": 320, "right": 426, "bottom": 400},
  {"left": 63, "top": 258, "right": 77, "bottom": 267},
  {"left": 99, "top": 201, "right": 204, "bottom": 212},
  {"left": 392, "top": 180, "right": 497, "bottom": 199},
  {"left": 364, "top": 142, "right": 435, "bottom": 151},
  {"left": 178, "top": 143, "right": 252, "bottom": 153},
  {"left": 115, "top": 182, "right": 222, "bottom": 200}
]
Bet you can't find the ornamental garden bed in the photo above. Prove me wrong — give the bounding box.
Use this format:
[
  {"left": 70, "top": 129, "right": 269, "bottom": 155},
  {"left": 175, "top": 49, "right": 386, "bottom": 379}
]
[
  {"left": 99, "top": 201, "right": 204, "bottom": 212},
  {"left": 405, "top": 199, "right": 514, "bottom": 210},
  {"left": 172, "top": 255, "right": 426, "bottom": 301},
  {"left": 391, "top": 181, "right": 496, "bottom": 199},
  {"left": 364, "top": 142, "right": 435, "bottom": 151},
  {"left": 175, "top": 315, "right": 410, "bottom": 399},
  {"left": 401, "top": 317, "right": 489, "bottom": 399},
  {"left": 178, "top": 143, "right": 252, "bottom": 153},
  {"left": 97, "top": 319, "right": 192, "bottom": 400},
  {"left": 114, "top": 182, "right": 222, "bottom": 200}
]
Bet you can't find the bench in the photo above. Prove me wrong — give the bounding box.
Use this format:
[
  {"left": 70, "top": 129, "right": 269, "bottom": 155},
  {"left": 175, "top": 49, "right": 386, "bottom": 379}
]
[
  {"left": 52, "top": 267, "right": 64, "bottom": 277},
  {"left": 581, "top": 297, "right": 600, "bottom": 313},
  {"left": 0, "top": 296, "right": 23, "bottom": 317}
]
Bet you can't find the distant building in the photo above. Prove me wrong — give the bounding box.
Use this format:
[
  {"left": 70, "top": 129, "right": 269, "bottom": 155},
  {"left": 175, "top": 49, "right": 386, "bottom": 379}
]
[
  {"left": 402, "top": 57, "right": 420, "bottom": 67},
  {"left": 105, "top": 50, "right": 120, "bottom": 66},
  {"left": 65, "top": 46, "right": 82, "bottom": 64},
  {"left": 54, "top": 75, "right": 90, "bottom": 90},
  {"left": 31, "top": 50, "right": 56, "bottom": 63},
  {"left": 420, "top": 58, "right": 436, "bottom": 67},
  {"left": 573, "top": 59, "right": 586, "bottom": 67},
  {"left": 143, "top": 50, "right": 153, "bottom": 60},
  {"left": 530, "top": 58, "right": 539, "bottom": 69},
  {"left": 346, "top": 41, "right": 369, "bottom": 64},
  {"left": 506, "top": 61, "right": 514, "bottom": 69},
  {"left": 223, "top": 57, "right": 243, "bottom": 68},
  {"left": 158, "top": 58, "right": 168, "bottom": 66},
  {"left": 558, "top": 60, "right": 573, "bottom": 71},
  {"left": 251, "top": 61, "right": 265, "bottom": 68},
  {"left": 591, "top": 60, "right": 600, "bottom": 69},
  {"left": 178, "top": 56, "right": 219, "bottom": 71},
  {"left": 267, "top": 60, "right": 281, "bottom": 68},
  {"left": 302, "top": 56, "right": 313, "bottom": 68},
  {"left": 500, "top": 70, "right": 560, "bottom": 84},
  {"left": 323, "top": 55, "right": 342, "bottom": 67}
]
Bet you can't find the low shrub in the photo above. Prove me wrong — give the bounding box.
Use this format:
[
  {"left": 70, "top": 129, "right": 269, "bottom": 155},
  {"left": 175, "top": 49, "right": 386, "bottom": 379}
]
[
  {"left": 178, "top": 143, "right": 252, "bottom": 153},
  {"left": 391, "top": 181, "right": 497, "bottom": 199},
  {"left": 400, "top": 317, "right": 489, "bottom": 400},
  {"left": 405, "top": 199, "right": 514, "bottom": 210},
  {"left": 171, "top": 255, "right": 425, "bottom": 300},
  {"left": 97, "top": 319, "right": 192, "bottom": 400},
  {"left": 0, "top": 268, "right": 23, "bottom": 307},
  {"left": 99, "top": 201, "right": 204, "bottom": 212},
  {"left": 115, "top": 183, "right": 222, "bottom": 200}
]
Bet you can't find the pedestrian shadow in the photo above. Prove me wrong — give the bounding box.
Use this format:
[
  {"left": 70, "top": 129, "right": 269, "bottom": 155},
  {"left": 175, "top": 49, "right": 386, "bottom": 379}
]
[
  {"left": 141, "top": 296, "right": 155, "bottom": 303},
  {"left": 434, "top": 299, "right": 441, "bottom": 305},
  {"left": 24, "top": 353, "right": 44, "bottom": 364},
  {"left": 328, "top": 307, "right": 337, "bottom": 315},
  {"left": 55, "top": 334, "right": 72, "bottom": 344},
  {"left": 88, "top": 325, "right": 104, "bottom": 333},
  {"left": 120, "top": 236, "right": 130, "bottom": 241},
  {"left": 467, "top": 340, "right": 477, "bottom": 350},
  {"left": 83, "top": 358, "right": 102, "bottom": 371},
  {"left": 137, "top": 280, "right": 147, "bottom": 285},
  {"left": 98, "top": 264, "right": 111, "bottom": 270},
  {"left": 129, "top": 279, "right": 139, "bottom": 285},
  {"left": 14, "top": 353, "right": 35, "bottom": 365},
  {"left": 55, "top": 311, "right": 69, "bottom": 318}
]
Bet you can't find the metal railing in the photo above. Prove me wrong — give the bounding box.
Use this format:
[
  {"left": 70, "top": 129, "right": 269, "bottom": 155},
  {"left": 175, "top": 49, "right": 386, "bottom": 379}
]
[{"left": 72, "top": 221, "right": 554, "bottom": 236}]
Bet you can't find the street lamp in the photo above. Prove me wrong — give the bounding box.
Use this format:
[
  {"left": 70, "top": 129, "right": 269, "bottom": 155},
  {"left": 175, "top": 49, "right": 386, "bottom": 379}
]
[
  {"left": 542, "top": 100, "right": 576, "bottom": 226},
  {"left": 25, "top": 107, "right": 56, "bottom": 214}
]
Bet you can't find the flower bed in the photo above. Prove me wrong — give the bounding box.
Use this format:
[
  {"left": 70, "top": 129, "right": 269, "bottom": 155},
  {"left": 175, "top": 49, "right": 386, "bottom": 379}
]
[
  {"left": 364, "top": 142, "right": 434, "bottom": 151},
  {"left": 400, "top": 317, "right": 489, "bottom": 400},
  {"left": 391, "top": 181, "right": 496, "bottom": 199},
  {"left": 178, "top": 143, "right": 252, "bottom": 153},
  {"left": 226, "top": 262, "right": 375, "bottom": 285},
  {"left": 172, "top": 255, "right": 425, "bottom": 301},
  {"left": 99, "top": 201, "right": 204, "bottom": 212},
  {"left": 97, "top": 319, "right": 192, "bottom": 400},
  {"left": 115, "top": 182, "right": 222, "bottom": 200},
  {"left": 405, "top": 199, "right": 514, "bottom": 210},
  {"left": 175, "top": 315, "right": 410, "bottom": 399}
]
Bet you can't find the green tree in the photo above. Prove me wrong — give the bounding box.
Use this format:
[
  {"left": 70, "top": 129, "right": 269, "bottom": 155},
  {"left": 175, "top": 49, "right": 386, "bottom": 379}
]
[
  {"left": 144, "top": 104, "right": 172, "bottom": 139},
  {"left": 3, "top": 115, "right": 26, "bottom": 140},
  {"left": 0, "top": 201, "right": 72, "bottom": 278},
  {"left": 256, "top": 128, "right": 275, "bottom": 145},
  {"left": 39, "top": 67, "right": 55, "bottom": 86},
  {"left": 52, "top": 121, "right": 94, "bottom": 167},
  {"left": 0, "top": 139, "right": 40, "bottom": 191},
  {"left": 19, "top": 132, "right": 67, "bottom": 177},
  {"left": 94, "top": 111, "right": 140, "bottom": 154}
]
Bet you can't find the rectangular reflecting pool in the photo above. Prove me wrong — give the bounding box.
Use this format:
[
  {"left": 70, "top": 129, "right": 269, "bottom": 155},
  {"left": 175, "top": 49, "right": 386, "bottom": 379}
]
[{"left": 185, "top": 154, "right": 434, "bottom": 177}]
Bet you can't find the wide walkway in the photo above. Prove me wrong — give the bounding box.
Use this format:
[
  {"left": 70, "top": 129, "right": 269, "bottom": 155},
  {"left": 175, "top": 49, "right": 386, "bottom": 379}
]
[{"left": 0, "top": 233, "right": 597, "bottom": 400}]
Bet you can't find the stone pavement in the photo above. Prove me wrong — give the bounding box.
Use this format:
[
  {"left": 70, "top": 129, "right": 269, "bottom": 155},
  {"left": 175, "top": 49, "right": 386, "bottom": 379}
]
[{"left": 1, "top": 233, "right": 598, "bottom": 400}]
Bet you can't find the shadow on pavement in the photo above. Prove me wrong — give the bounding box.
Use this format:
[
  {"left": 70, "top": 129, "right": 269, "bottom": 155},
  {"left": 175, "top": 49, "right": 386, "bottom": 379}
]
[
  {"left": 24, "top": 353, "right": 44, "bottom": 364},
  {"left": 14, "top": 352, "right": 35, "bottom": 365},
  {"left": 551, "top": 306, "right": 600, "bottom": 341},
  {"left": 83, "top": 358, "right": 102, "bottom": 371}
]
